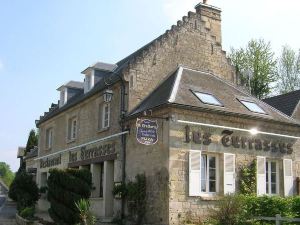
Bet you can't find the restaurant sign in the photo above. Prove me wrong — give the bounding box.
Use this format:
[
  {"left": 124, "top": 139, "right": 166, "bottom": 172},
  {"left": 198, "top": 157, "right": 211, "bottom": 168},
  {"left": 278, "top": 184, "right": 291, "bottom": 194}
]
[
  {"left": 69, "top": 142, "right": 116, "bottom": 163},
  {"left": 185, "top": 126, "right": 294, "bottom": 154},
  {"left": 40, "top": 154, "right": 62, "bottom": 168},
  {"left": 136, "top": 118, "right": 158, "bottom": 145}
]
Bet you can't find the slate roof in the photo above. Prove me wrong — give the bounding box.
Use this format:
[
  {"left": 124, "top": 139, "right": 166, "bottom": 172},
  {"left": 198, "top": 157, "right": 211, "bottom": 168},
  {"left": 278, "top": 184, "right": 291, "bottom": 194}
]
[
  {"left": 263, "top": 90, "right": 300, "bottom": 116},
  {"left": 36, "top": 72, "right": 120, "bottom": 126},
  {"left": 130, "top": 66, "right": 300, "bottom": 126},
  {"left": 57, "top": 80, "right": 84, "bottom": 91},
  {"left": 37, "top": 37, "right": 161, "bottom": 126},
  {"left": 81, "top": 62, "right": 117, "bottom": 74},
  {"left": 25, "top": 146, "right": 38, "bottom": 159}
]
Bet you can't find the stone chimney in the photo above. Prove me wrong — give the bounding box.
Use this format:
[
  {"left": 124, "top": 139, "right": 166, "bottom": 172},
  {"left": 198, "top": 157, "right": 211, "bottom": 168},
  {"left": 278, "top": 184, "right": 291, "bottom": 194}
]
[{"left": 195, "top": 1, "right": 222, "bottom": 45}]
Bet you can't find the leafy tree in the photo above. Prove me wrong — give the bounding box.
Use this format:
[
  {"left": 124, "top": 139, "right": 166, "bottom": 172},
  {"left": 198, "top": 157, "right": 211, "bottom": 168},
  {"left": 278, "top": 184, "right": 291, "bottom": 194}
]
[
  {"left": 0, "top": 162, "right": 15, "bottom": 186},
  {"left": 276, "top": 45, "right": 300, "bottom": 94},
  {"left": 25, "top": 129, "right": 38, "bottom": 154},
  {"left": 230, "top": 39, "right": 277, "bottom": 99},
  {"left": 8, "top": 170, "right": 39, "bottom": 212}
]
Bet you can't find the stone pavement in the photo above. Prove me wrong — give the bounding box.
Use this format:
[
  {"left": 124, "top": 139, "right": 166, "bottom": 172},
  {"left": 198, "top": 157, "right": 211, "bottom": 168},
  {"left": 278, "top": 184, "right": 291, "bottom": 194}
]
[{"left": 0, "top": 197, "right": 17, "bottom": 225}]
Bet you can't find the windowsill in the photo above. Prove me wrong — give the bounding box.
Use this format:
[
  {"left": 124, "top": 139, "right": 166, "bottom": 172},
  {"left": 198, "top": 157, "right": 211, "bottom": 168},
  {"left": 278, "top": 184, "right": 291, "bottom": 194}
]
[
  {"left": 97, "top": 127, "right": 110, "bottom": 133},
  {"left": 66, "top": 138, "right": 76, "bottom": 144},
  {"left": 199, "top": 194, "right": 221, "bottom": 201}
]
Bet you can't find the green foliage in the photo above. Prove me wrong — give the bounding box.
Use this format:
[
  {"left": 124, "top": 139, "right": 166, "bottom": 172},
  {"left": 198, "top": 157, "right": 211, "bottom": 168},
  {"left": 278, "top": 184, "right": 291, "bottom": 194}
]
[
  {"left": 239, "top": 160, "right": 256, "bottom": 195},
  {"left": 243, "top": 195, "right": 295, "bottom": 218},
  {"left": 113, "top": 174, "right": 146, "bottom": 225},
  {"left": 0, "top": 162, "right": 15, "bottom": 187},
  {"left": 230, "top": 39, "right": 277, "bottom": 99},
  {"left": 75, "top": 199, "right": 96, "bottom": 225},
  {"left": 19, "top": 206, "right": 35, "bottom": 220},
  {"left": 25, "top": 129, "right": 38, "bottom": 154},
  {"left": 276, "top": 45, "right": 300, "bottom": 94},
  {"left": 8, "top": 170, "right": 39, "bottom": 212},
  {"left": 47, "top": 168, "right": 92, "bottom": 225},
  {"left": 208, "top": 195, "right": 300, "bottom": 225},
  {"left": 208, "top": 194, "right": 249, "bottom": 225}
]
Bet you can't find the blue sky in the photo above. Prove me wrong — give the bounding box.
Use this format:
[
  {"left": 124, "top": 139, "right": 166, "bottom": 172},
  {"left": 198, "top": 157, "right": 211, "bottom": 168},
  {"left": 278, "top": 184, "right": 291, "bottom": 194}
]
[{"left": 1, "top": 0, "right": 300, "bottom": 171}]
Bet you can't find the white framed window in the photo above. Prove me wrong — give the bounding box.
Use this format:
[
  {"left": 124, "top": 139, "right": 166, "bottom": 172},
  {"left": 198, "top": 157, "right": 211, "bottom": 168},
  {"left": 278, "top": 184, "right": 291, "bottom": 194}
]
[
  {"left": 45, "top": 128, "right": 53, "bottom": 150},
  {"left": 266, "top": 160, "right": 279, "bottom": 195},
  {"left": 193, "top": 91, "right": 223, "bottom": 106},
  {"left": 239, "top": 100, "right": 266, "bottom": 114},
  {"left": 68, "top": 117, "right": 78, "bottom": 140},
  {"left": 102, "top": 103, "right": 110, "bottom": 129},
  {"left": 257, "top": 156, "right": 279, "bottom": 196},
  {"left": 201, "top": 153, "right": 219, "bottom": 194},
  {"left": 84, "top": 71, "right": 95, "bottom": 93},
  {"left": 189, "top": 151, "right": 221, "bottom": 196}
]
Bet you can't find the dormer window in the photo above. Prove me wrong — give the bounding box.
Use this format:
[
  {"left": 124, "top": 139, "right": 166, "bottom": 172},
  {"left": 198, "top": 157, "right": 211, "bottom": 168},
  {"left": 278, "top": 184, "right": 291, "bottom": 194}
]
[
  {"left": 84, "top": 71, "right": 95, "bottom": 93},
  {"left": 59, "top": 88, "right": 67, "bottom": 107},
  {"left": 57, "top": 81, "right": 84, "bottom": 108}
]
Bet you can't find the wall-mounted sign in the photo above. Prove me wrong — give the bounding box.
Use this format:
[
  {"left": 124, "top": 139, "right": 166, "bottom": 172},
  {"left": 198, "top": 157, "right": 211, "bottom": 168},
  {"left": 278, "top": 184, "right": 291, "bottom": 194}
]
[
  {"left": 69, "top": 142, "right": 116, "bottom": 163},
  {"left": 185, "top": 126, "right": 294, "bottom": 154},
  {"left": 40, "top": 154, "right": 62, "bottom": 168},
  {"left": 136, "top": 118, "right": 158, "bottom": 145}
]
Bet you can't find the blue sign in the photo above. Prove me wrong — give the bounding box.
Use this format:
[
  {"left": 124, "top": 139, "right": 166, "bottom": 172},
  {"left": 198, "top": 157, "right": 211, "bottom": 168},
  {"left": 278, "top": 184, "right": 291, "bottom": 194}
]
[{"left": 136, "top": 118, "right": 158, "bottom": 145}]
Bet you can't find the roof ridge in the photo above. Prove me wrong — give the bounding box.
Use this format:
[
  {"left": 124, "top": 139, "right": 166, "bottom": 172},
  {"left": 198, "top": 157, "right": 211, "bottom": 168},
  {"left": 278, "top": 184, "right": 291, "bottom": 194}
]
[{"left": 264, "top": 89, "right": 300, "bottom": 100}]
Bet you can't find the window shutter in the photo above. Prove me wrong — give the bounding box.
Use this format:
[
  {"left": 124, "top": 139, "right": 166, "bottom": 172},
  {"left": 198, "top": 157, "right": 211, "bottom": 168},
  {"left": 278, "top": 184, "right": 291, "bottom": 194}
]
[
  {"left": 189, "top": 150, "right": 201, "bottom": 196},
  {"left": 98, "top": 103, "right": 103, "bottom": 130},
  {"left": 257, "top": 156, "right": 266, "bottom": 196},
  {"left": 224, "top": 153, "right": 235, "bottom": 194},
  {"left": 284, "top": 159, "right": 293, "bottom": 196},
  {"left": 67, "top": 118, "right": 71, "bottom": 140}
]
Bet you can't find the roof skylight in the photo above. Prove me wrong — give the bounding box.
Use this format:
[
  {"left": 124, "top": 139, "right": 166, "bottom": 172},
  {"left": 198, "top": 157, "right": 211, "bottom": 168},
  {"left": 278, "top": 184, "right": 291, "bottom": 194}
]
[
  {"left": 240, "top": 100, "right": 266, "bottom": 114},
  {"left": 193, "top": 91, "right": 223, "bottom": 106}
]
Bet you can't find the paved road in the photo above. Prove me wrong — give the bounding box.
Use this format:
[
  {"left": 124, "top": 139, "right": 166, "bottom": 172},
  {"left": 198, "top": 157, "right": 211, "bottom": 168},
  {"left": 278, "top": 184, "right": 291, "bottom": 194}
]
[
  {"left": 0, "top": 196, "right": 16, "bottom": 225},
  {"left": 0, "top": 196, "right": 5, "bottom": 208}
]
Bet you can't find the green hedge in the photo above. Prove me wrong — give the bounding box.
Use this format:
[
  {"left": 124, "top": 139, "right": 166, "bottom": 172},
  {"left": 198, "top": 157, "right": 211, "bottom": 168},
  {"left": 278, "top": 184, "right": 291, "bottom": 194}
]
[
  {"left": 47, "top": 168, "right": 92, "bottom": 225},
  {"left": 208, "top": 195, "right": 300, "bottom": 225},
  {"left": 243, "top": 195, "right": 300, "bottom": 218}
]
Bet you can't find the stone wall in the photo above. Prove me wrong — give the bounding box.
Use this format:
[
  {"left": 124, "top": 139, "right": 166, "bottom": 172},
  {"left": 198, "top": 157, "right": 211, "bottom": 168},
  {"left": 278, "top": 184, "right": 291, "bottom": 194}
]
[
  {"left": 125, "top": 109, "right": 170, "bottom": 225},
  {"left": 123, "top": 4, "right": 236, "bottom": 112},
  {"left": 38, "top": 83, "right": 122, "bottom": 158},
  {"left": 36, "top": 83, "right": 123, "bottom": 217},
  {"left": 168, "top": 108, "right": 300, "bottom": 225}
]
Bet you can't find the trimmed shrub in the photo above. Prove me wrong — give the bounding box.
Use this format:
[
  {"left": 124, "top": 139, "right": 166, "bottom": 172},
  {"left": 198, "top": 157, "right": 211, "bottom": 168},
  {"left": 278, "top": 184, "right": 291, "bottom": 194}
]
[
  {"left": 208, "top": 194, "right": 249, "bottom": 225},
  {"left": 19, "top": 206, "right": 35, "bottom": 220},
  {"left": 8, "top": 170, "right": 39, "bottom": 212},
  {"left": 47, "top": 168, "right": 92, "bottom": 225},
  {"left": 207, "top": 195, "right": 300, "bottom": 225}
]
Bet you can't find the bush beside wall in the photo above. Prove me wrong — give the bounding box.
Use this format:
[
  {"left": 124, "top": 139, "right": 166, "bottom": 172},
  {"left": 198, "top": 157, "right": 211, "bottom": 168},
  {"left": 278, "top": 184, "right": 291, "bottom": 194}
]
[{"left": 47, "top": 168, "right": 92, "bottom": 225}]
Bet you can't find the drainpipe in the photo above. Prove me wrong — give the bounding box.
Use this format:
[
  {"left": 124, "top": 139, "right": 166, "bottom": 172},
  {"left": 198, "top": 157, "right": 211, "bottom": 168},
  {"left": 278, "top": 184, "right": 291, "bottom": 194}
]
[{"left": 105, "top": 70, "right": 127, "bottom": 220}]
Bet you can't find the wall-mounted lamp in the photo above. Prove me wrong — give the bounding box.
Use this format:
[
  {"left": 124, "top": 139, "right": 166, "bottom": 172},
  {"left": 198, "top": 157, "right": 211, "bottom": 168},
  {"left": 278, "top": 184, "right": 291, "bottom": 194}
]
[
  {"left": 249, "top": 128, "right": 258, "bottom": 135},
  {"left": 103, "top": 89, "right": 113, "bottom": 102}
]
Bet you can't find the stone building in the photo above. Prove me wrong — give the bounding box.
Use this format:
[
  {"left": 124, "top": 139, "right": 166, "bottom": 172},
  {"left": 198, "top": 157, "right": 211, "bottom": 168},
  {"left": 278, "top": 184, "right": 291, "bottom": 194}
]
[{"left": 35, "top": 2, "right": 300, "bottom": 225}]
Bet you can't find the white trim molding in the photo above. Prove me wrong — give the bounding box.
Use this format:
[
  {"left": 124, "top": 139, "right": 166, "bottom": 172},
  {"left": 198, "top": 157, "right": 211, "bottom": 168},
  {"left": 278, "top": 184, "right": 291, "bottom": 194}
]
[
  {"left": 177, "top": 119, "right": 300, "bottom": 139},
  {"left": 36, "top": 131, "right": 129, "bottom": 160}
]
